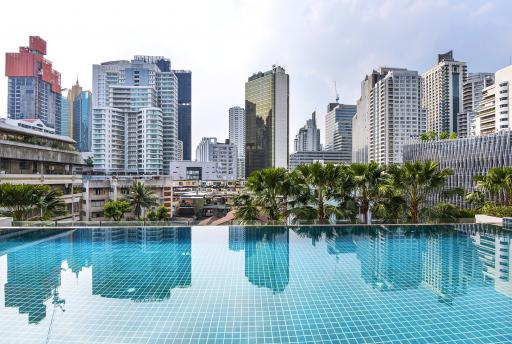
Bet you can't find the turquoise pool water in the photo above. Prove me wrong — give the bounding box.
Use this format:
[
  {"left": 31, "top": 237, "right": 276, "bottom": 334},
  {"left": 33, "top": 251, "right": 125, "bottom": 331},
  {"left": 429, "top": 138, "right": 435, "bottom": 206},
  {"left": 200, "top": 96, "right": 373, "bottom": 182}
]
[{"left": 0, "top": 225, "right": 511, "bottom": 343}]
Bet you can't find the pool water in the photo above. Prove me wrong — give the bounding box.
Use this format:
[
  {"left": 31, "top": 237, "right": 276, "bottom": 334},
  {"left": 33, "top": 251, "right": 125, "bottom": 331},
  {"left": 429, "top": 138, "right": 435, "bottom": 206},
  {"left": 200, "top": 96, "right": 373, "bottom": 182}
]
[{"left": 0, "top": 225, "right": 511, "bottom": 343}]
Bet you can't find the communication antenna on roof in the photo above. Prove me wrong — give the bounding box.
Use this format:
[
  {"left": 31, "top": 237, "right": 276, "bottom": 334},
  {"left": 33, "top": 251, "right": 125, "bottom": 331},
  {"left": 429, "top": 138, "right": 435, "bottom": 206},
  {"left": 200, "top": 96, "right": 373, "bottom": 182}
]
[{"left": 334, "top": 81, "right": 339, "bottom": 103}]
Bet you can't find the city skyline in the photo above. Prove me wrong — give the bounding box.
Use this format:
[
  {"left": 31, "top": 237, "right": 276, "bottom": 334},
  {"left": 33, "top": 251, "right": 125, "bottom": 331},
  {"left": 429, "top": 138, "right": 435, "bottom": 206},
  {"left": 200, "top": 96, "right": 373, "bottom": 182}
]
[{"left": 1, "top": 0, "right": 511, "bottom": 159}]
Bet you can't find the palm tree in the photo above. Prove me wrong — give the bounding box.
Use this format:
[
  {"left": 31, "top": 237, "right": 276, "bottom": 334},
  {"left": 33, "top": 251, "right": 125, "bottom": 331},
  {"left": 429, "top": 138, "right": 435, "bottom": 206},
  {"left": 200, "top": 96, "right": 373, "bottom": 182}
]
[
  {"left": 244, "top": 168, "right": 293, "bottom": 222},
  {"left": 473, "top": 167, "right": 512, "bottom": 206},
  {"left": 387, "top": 161, "right": 452, "bottom": 223},
  {"left": 0, "top": 184, "right": 51, "bottom": 221},
  {"left": 233, "top": 194, "right": 259, "bottom": 224},
  {"left": 291, "top": 162, "right": 354, "bottom": 223},
  {"left": 126, "top": 181, "right": 158, "bottom": 219},
  {"left": 349, "top": 161, "right": 388, "bottom": 224},
  {"left": 35, "top": 189, "right": 66, "bottom": 220}
]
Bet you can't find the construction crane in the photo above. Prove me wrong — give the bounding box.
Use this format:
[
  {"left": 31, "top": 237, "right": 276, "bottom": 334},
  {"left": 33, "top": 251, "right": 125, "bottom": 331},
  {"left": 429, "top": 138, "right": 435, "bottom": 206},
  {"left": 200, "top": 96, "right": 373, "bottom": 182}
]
[{"left": 334, "top": 81, "right": 339, "bottom": 103}]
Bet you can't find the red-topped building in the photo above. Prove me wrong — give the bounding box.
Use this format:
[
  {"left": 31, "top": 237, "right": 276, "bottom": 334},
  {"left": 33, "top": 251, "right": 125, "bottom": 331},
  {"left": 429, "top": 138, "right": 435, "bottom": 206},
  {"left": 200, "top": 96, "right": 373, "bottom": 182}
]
[{"left": 5, "top": 36, "right": 62, "bottom": 129}]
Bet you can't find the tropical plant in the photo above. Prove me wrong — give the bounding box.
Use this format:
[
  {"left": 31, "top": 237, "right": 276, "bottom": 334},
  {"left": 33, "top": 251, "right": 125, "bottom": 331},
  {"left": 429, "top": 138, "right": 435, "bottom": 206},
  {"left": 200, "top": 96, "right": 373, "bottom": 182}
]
[
  {"left": 146, "top": 209, "right": 158, "bottom": 221},
  {"left": 465, "top": 190, "right": 486, "bottom": 210},
  {"left": 126, "top": 181, "right": 158, "bottom": 219},
  {"left": 35, "top": 189, "right": 67, "bottom": 220},
  {"left": 386, "top": 161, "right": 452, "bottom": 223},
  {"left": 244, "top": 167, "right": 294, "bottom": 222},
  {"left": 439, "top": 131, "right": 449, "bottom": 140},
  {"left": 479, "top": 203, "right": 512, "bottom": 218},
  {"left": 290, "top": 162, "right": 355, "bottom": 223},
  {"left": 349, "top": 161, "right": 389, "bottom": 223},
  {"left": 156, "top": 205, "right": 169, "bottom": 220},
  {"left": 424, "top": 202, "right": 474, "bottom": 221},
  {"left": 473, "top": 167, "right": 512, "bottom": 206},
  {"left": 420, "top": 131, "right": 437, "bottom": 141},
  {"left": 85, "top": 157, "right": 94, "bottom": 168},
  {"left": 103, "top": 200, "right": 130, "bottom": 221},
  {"left": 0, "top": 184, "right": 66, "bottom": 221},
  {"left": 233, "top": 193, "right": 259, "bottom": 224},
  {"left": 449, "top": 132, "right": 457, "bottom": 140}
]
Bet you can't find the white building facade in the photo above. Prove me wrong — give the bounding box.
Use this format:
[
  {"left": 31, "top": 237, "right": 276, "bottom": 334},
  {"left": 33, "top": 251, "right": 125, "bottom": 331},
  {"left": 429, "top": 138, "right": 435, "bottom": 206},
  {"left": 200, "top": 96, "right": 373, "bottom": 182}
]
[
  {"left": 294, "top": 111, "right": 321, "bottom": 152},
  {"left": 195, "top": 137, "right": 237, "bottom": 180},
  {"left": 91, "top": 57, "right": 178, "bottom": 175},
  {"left": 229, "top": 106, "right": 245, "bottom": 179},
  {"left": 352, "top": 67, "right": 425, "bottom": 164}
]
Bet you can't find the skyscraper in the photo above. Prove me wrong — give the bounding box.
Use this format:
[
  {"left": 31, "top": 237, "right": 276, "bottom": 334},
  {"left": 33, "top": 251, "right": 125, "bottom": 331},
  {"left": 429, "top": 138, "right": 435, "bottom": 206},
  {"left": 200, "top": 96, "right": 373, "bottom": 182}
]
[
  {"left": 294, "top": 111, "right": 321, "bottom": 152},
  {"left": 92, "top": 57, "right": 178, "bottom": 175},
  {"left": 245, "top": 65, "right": 289, "bottom": 176},
  {"left": 475, "top": 65, "right": 512, "bottom": 136},
  {"left": 352, "top": 67, "right": 425, "bottom": 164},
  {"left": 73, "top": 91, "right": 92, "bottom": 152},
  {"left": 173, "top": 70, "right": 192, "bottom": 160},
  {"left": 229, "top": 106, "right": 245, "bottom": 179},
  {"left": 325, "top": 103, "right": 356, "bottom": 162},
  {"left": 58, "top": 95, "right": 70, "bottom": 137},
  {"left": 422, "top": 51, "right": 467, "bottom": 134},
  {"left": 457, "top": 73, "right": 494, "bottom": 138},
  {"left": 67, "top": 79, "right": 83, "bottom": 138},
  {"left": 5, "top": 36, "right": 61, "bottom": 129}
]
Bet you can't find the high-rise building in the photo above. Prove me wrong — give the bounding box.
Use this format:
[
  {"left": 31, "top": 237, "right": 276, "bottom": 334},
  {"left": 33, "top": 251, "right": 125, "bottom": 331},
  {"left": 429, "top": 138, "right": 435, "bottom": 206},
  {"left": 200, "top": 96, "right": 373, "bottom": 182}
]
[
  {"left": 352, "top": 67, "right": 425, "bottom": 164},
  {"left": 173, "top": 70, "right": 192, "bottom": 160},
  {"left": 245, "top": 65, "right": 289, "bottom": 176},
  {"left": 457, "top": 73, "right": 494, "bottom": 138},
  {"left": 422, "top": 51, "right": 467, "bottom": 134},
  {"left": 325, "top": 103, "right": 356, "bottom": 162},
  {"left": 196, "top": 137, "right": 237, "bottom": 180},
  {"left": 229, "top": 106, "right": 245, "bottom": 179},
  {"left": 475, "top": 65, "right": 512, "bottom": 136},
  {"left": 294, "top": 111, "right": 321, "bottom": 152},
  {"left": 73, "top": 91, "right": 92, "bottom": 152},
  {"left": 67, "top": 79, "right": 83, "bottom": 137},
  {"left": 5, "top": 36, "right": 61, "bottom": 129},
  {"left": 92, "top": 57, "right": 178, "bottom": 175},
  {"left": 59, "top": 94, "right": 70, "bottom": 137}
]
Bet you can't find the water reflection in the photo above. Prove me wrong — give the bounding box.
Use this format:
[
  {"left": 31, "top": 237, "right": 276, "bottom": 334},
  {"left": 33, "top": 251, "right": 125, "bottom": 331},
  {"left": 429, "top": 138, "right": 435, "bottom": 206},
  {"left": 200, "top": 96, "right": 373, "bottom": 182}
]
[{"left": 2, "top": 224, "right": 512, "bottom": 328}]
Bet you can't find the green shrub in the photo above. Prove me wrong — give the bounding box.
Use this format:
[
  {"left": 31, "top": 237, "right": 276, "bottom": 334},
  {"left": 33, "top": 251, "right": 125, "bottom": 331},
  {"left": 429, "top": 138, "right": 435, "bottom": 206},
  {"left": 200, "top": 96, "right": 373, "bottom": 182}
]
[{"left": 480, "top": 203, "right": 512, "bottom": 218}]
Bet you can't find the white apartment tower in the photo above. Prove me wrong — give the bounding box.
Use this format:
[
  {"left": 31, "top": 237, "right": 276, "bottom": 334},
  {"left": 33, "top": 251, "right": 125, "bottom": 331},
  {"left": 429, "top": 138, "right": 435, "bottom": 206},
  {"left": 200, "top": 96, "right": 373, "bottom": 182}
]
[
  {"left": 229, "top": 106, "right": 245, "bottom": 179},
  {"left": 92, "top": 57, "right": 178, "bottom": 175},
  {"left": 476, "top": 65, "right": 512, "bottom": 136},
  {"left": 352, "top": 67, "right": 425, "bottom": 164},
  {"left": 457, "top": 73, "right": 494, "bottom": 138},
  {"left": 294, "top": 111, "right": 321, "bottom": 152},
  {"left": 422, "top": 51, "right": 467, "bottom": 134},
  {"left": 196, "top": 137, "right": 237, "bottom": 180}
]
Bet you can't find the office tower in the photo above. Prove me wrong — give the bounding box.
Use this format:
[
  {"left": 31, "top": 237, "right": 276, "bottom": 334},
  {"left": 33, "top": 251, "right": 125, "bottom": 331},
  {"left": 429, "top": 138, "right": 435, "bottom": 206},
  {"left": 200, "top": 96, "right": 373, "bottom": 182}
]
[
  {"left": 67, "top": 79, "right": 83, "bottom": 137},
  {"left": 325, "top": 103, "right": 356, "bottom": 162},
  {"left": 229, "top": 106, "right": 246, "bottom": 179},
  {"left": 5, "top": 36, "right": 61, "bottom": 129},
  {"left": 195, "top": 137, "right": 237, "bottom": 180},
  {"left": 59, "top": 94, "right": 70, "bottom": 137},
  {"left": 475, "top": 65, "right": 512, "bottom": 136},
  {"left": 73, "top": 91, "right": 92, "bottom": 152},
  {"left": 352, "top": 67, "right": 425, "bottom": 164},
  {"left": 173, "top": 70, "right": 192, "bottom": 160},
  {"left": 422, "top": 51, "right": 467, "bottom": 133},
  {"left": 92, "top": 56, "right": 178, "bottom": 175},
  {"left": 295, "top": 111, "right": 321, "bottom": 152},
  {"left": 245, "top": 65, "right": 289, "bottom": 176},
  {"left": 457, "top": 73, "right": 494, "bottom": 138}
]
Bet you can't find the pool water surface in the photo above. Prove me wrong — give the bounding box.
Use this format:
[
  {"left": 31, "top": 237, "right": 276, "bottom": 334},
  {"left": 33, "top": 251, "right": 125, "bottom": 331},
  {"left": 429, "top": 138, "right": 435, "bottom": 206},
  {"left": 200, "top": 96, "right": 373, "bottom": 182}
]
[{"left": 0, "top": 225, "right": 511, "bottom": 343}]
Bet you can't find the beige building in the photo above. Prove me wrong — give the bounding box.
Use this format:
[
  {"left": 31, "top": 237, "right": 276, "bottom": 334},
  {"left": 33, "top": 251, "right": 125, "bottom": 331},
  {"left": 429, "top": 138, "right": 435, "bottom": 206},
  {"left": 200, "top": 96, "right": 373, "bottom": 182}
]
[{"left": 0, "top": 118, "right": 83, "bottom": 220}]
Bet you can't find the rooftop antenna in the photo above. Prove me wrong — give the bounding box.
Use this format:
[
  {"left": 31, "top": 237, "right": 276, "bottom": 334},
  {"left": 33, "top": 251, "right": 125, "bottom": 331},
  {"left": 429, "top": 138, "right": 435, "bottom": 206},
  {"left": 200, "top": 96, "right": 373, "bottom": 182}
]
[{"left": 334, "top": 81, "right": 339, "bottom": 103}]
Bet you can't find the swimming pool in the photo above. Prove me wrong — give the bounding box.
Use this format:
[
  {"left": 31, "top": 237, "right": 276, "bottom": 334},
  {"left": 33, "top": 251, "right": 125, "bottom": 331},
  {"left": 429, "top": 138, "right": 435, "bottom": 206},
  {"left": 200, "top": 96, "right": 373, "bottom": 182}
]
[{"left": 0, "top": 225, "right": 511, "bottom": 343}]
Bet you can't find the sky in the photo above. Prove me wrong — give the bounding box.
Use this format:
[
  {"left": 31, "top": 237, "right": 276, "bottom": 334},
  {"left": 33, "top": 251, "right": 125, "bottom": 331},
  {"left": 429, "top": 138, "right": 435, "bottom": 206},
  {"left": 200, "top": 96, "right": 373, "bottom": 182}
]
[{"left": 1, "top": 0, "right": 511, "bottom": 158}]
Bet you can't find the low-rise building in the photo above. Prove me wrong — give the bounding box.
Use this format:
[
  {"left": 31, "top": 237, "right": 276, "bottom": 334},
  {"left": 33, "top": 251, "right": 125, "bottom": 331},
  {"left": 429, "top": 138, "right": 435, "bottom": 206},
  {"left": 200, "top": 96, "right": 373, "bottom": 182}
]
[
  {"left": 169, "top": 161, "right": 236, "bottom": 181},
  {"left": 289, "top": 151, "right": 348, "bottom": 170},
  {"left": 0, "top": 117, "right": 83, "bottom": 220},
  {"left": 196, "top": 137, "right": 237, "bottom": 180},
  {"left": 402, "top": 130, "right": 512, "bottom": 206}
]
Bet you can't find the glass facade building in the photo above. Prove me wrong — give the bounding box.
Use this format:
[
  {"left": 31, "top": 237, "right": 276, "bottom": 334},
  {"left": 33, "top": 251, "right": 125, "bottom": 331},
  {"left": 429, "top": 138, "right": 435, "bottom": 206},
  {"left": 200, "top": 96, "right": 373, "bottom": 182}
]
[
  {"left": 245, "top": 66, "right": 289, "bottom": 176},
  {"left": 173, "top": 70, "right": 192, "bottom": 160},
  {"left": 73, "top": 91, "right": 92, "bottom": 152},
  {"left": 58, "top": 96, "right": 70, "bottom": 137}
]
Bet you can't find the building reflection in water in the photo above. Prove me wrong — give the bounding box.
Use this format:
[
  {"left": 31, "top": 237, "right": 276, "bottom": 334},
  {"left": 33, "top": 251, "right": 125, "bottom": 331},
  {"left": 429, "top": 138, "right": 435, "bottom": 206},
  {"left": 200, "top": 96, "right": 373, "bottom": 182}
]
[
  {"left": 4, "top": 229, "right": 75, "bottom": 324},
  {"left": 244, "top": 227, "right": 289, "bottom": 293},
  {"left": 229, "top": 226, "right": 245, "bottom": 252},
  {"left": 91, "top": 227, "right": 192, "bottom": 302}
]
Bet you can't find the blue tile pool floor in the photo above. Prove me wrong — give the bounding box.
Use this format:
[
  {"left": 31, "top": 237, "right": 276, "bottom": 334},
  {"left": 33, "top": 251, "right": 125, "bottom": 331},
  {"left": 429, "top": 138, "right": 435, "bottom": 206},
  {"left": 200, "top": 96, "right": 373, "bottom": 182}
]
[{"left": 0, "top": 225, "right": 511, "bottom": 343}]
